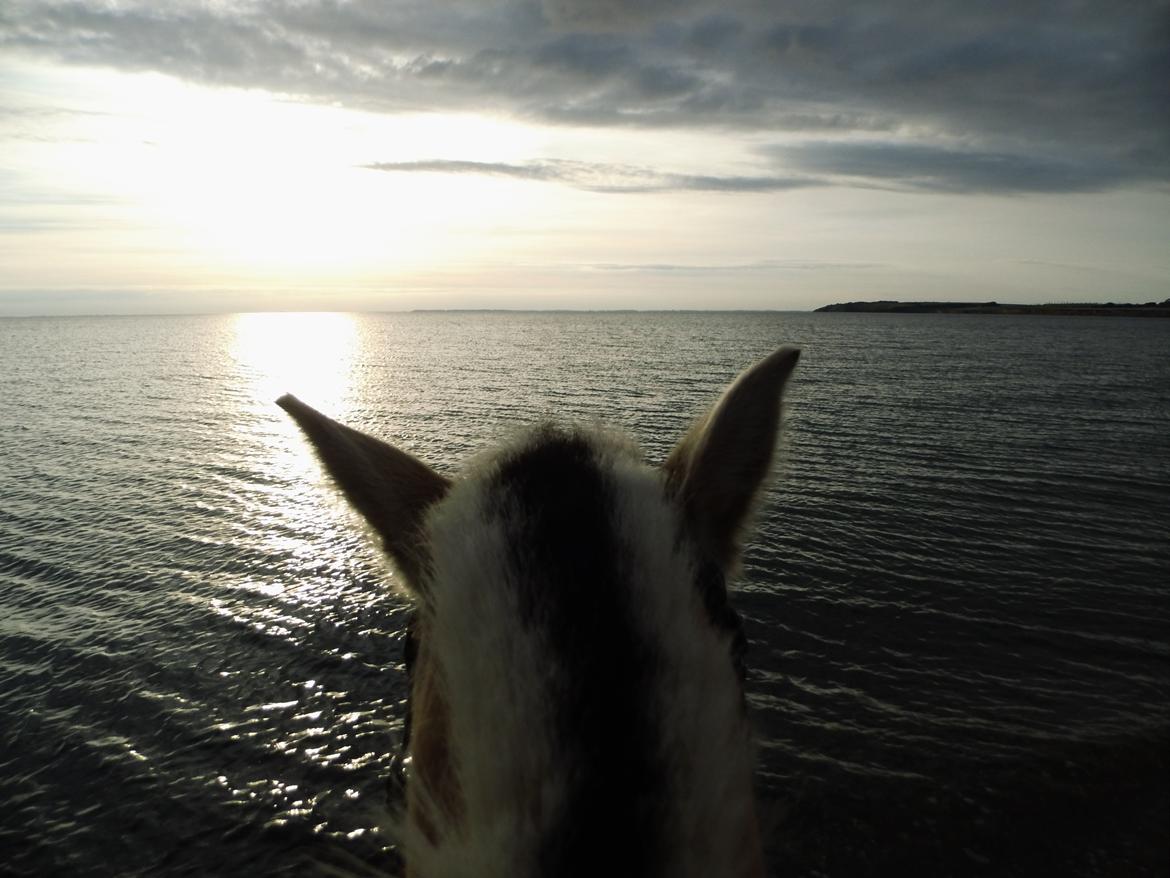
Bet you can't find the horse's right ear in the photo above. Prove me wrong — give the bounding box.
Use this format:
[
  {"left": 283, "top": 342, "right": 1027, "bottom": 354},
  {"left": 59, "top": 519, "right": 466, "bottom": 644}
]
[
  {"left": 663, "top": 347, "right": 800, "bottom": 570},
  {"left": 276, "top": 394, "right": 450, "bottom": 592}
]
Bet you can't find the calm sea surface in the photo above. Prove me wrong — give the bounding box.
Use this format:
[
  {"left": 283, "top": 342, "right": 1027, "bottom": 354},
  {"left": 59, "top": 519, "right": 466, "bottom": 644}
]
[{"left": 1, "top": 312, "right": 1167, "bottom": 876}]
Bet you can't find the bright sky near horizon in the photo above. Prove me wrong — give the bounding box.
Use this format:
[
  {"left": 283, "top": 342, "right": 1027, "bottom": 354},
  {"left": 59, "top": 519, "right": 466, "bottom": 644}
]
[{"left": 1, "top": 0, "right": 1167, "bottom": 315}]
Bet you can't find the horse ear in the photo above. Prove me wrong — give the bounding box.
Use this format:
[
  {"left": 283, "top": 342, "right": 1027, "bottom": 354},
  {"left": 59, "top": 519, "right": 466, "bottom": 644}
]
[
  {"left": 277, "top": 394, "right": 450, "bottom": 591},
  {"left": 663, "top": 347, "right": 800, "bottom": 569}
]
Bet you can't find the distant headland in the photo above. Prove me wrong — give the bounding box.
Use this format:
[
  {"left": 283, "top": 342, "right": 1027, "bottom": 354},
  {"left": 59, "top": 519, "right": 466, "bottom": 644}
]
[{"left": 815, "top": 300, "right": 1170, "bottom": 317}]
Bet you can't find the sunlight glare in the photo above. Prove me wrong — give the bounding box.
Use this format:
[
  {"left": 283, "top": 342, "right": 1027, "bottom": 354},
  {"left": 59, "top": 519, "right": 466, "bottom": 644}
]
[
  {"left": 232, "top": 311, "right": 359, "bottom": 416},
  {"left": 49, "top": 66, "right": 554, "bottom": 276},
  {"left": 228, "top": 311, "right": 381, "bottom": 609}
]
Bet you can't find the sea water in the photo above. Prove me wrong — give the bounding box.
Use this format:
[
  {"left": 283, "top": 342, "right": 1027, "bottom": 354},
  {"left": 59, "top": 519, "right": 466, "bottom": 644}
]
[{"left": 1, "top": 311, "right": 1167, "bottom": 875}]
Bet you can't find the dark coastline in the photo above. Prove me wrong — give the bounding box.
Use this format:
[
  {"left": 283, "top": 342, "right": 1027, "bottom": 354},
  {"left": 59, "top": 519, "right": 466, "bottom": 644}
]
[{"left": 816, "top": 300, "right": 1170, "bottom": 317}]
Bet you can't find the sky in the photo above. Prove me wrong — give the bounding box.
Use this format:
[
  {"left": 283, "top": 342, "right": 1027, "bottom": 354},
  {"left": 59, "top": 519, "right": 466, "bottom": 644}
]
[{"left": 1, "top": 0, "right": 1167, "bottom": 314}]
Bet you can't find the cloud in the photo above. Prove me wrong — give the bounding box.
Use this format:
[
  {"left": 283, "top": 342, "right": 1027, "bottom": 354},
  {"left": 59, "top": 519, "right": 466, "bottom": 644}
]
[
  {"left": 586, "top": 259, "right": 881, "bottom": 273},
  {"left": 2, "top": 0, "right": 1167, "bottom": 192},
  {"left": 369, "top": 141, "right": 1160, "bottom": 196},
  {"left": 364, "top": 158, "right": 818, "bottom": 193},
  {"left": 770, "top": 142, "right": 1154, "bottom": 194},
  {"left": 540, "top": 0, "right": 706, "bottom": 32}
]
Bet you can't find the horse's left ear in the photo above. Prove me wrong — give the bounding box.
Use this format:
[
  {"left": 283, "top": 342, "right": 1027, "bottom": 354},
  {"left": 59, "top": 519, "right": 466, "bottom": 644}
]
[
  {"left": 663, "top": 347, "right": 800, "bottom": 569},
  {"left": 277, "top": 394, "right": 450, "bottom": 592}
]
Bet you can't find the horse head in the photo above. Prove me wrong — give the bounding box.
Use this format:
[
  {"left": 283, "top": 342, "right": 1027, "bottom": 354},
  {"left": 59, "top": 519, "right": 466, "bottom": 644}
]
[{"left": 278, "top": 347, "right": 799, "bottom": 877}]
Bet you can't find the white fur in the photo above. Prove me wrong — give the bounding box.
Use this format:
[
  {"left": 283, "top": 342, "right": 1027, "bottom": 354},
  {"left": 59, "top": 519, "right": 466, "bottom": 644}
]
[{"left": 396, "top": 430, "right": 757, "bottom": 877}]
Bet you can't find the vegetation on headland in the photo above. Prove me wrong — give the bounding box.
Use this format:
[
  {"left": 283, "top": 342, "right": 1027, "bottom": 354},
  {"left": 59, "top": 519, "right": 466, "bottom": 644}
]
[{"left": 815, "top": 300, "right": 1170, "bottom": 316}]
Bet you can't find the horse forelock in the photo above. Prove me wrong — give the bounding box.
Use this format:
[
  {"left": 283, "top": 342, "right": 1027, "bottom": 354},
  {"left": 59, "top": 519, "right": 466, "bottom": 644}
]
[{"left": 400, "top": 424, "right": 758, "bottom": 878}]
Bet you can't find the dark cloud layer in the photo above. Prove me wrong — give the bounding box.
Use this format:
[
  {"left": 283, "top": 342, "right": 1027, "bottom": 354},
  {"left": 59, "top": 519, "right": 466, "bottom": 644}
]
[{"left": 3, "top": 0, "right": 1167, "bottom": 193}]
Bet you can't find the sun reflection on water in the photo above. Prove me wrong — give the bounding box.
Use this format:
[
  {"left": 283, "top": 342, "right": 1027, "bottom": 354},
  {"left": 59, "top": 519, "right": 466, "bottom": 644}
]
[
  {"left": 231, "top": 311, "right": 359, "bottom": 416},
  {"left": 227, "top": 311, "right": 371, "bottom": 607},
  {"left": 218, "top": 308, "right": 405, "bottom": 827}
]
